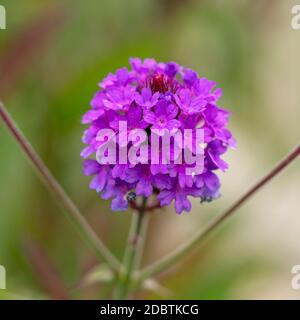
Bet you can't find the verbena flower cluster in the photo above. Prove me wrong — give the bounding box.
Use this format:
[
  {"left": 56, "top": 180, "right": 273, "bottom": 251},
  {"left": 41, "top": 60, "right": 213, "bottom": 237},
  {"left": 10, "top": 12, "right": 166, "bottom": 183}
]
[{"left": 81, "top": 58, "right": 235, "bottom": 214}]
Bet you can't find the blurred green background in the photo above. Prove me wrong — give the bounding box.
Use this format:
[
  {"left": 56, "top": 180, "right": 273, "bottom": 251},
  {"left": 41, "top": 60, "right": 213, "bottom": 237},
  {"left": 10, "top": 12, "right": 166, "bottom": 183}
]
[{"left": 0, "top": 0, "right": 299, "bottom": 299}]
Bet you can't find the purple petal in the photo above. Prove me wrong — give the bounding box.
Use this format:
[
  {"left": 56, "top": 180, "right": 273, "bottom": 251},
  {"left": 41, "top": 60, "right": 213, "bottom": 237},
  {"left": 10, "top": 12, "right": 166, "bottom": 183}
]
[
  {"left": 81, "top": 109, "right": 104, "bottom": 124},
  {"left": 83, "top": 159, "right": 101, "bottom": 176},
  {"left": 203, "top": 171, "right": 220, "bottom": 191},
  {"left": 166, "top": 119, "right": 181, "bottom": 130},
  {"left": 158, "top": 190, "right": 174, "bottom": 206},
  {"left": 111, "top": 196, "right": 128, "bottom": 211},
  {"left": 144, "top": 112, "right": 156, "bottom": 124},
  {"left": 183, "top": 69, "right": 198, "bottom": 86},
  {"left": 136, "top": 178, "right": 153, "bottom": 197}
]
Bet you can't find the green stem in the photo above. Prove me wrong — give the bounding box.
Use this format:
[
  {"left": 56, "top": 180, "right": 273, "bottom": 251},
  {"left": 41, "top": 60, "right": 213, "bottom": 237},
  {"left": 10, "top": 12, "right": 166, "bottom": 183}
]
[
  {"left": 135, "top": 212, "right": 150, "bottom": 270},
  {"left": 136, "top": 143, "right": 300, "bottom": 285},
  {"left": 115, "top": 197, "right": 147, "bottom": 300},
  {"left": 0, "top": 102, "right": 120, "bottom": 271}
]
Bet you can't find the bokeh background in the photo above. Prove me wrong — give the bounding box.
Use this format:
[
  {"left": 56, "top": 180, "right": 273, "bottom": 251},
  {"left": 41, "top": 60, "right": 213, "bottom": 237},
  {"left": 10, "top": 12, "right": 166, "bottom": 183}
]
[{"left": 0, "top": 0, "right": 299, "bottom": 299}]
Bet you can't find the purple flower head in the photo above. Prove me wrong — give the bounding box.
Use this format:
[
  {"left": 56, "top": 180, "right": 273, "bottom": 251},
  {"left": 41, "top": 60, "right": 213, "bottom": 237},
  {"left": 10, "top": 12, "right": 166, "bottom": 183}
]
[{"left": 81, "top": 58, "right": 235, "bottom": 213}]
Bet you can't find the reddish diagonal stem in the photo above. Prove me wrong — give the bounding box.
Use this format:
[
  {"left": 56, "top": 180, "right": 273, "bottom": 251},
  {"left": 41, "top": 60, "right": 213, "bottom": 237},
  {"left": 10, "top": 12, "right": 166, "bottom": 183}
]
[
  {"left": 0, "top": 102, "right": 120, "bottom": 271},
  {"left": 136, "top": 143, "right": 300, "bottom": 283}
]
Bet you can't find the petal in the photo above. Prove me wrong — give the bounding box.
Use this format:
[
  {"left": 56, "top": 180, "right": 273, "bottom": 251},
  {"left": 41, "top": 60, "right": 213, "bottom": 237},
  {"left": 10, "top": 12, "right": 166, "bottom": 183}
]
[
  {"left": 141, "top": 88, "right": 152, "bottom": 101},
  {"left": 99, "top": 73, "right": 115, "bottom": 89},
  {"left": 183, "top": 69, "right": 198, "bottom": 85},
  {"left": 90, "top": 173, "right": 105, "bottom": 192},
  {"left": 136, "top": 178, "right": 153, "bottom": 197},
  {"left": 151, "top": 92, "right": 160, "bottom": 104},
  {"left": 208, "top": 150, "right": 228, "bottom": 171},
  {"left": 174, "top": 196, "right": 184, "bottom": 214},
  {"left": 116, "top": 67, "right": 129, "bottom": 84},
  {"left": 154, "top": 100, "right": 167, "bottom": 116},
  {"left": 130, "top": 57, "right": 142, "bottom": 71},
  {"left": 128, "top": 106, "right": 142, "bottom": 125},
  {"left": 144, "top": 112, "right": 157, "bottom": 124},
  {"left": 102, "top": 99, "right": 119, "bottom": 110},
  {"left": 154, "top": 175, "right": 175, "bottom": 189},
  {"left": 182, "top": 197, "right": 192, "bottom": 212},
  {"left": 178, "top": 172, "right": 188, "bottom": 188},
  {"left": 157, "top": 190, "right": 174, "bottom": 206},
  {"left": 143, "top": 58, "right": 156, "bottom": 70},
  {"left": 111, "top": 196, "right": 128, "bottom": 211},
  {"left": 204, "top": 171, "right": 220, "bottom": 191},
  {"left": 80, "top": 146, "right": 94, "bottom": 159},
  {"left": 175, "top": 193, "right": 191, "bottom": 214},
  {"left": 81, "top": 109, "right": 104, "bottom": 124},
  {"left": 124, "top": 167, "right": 142, "bottom": 183},
  {"left": 100, "top": 179, "right": 116, "bottom": 199},
  {"left": 190, "top": 97, "right": 207, "bottom": 113},
  {"left": 134, "top": 93, "right": 144, "bottom": 106},
  {"left": 179, "top": 89, "right": 191, "bottom": 104},
  {"left": 166, "top": 119, "right": 181, "bottom": 130},
  {"left": 112, "top": 164, "right": 127, "bottom": 179},
  {"left": 165, "top": 62, "right": 178, "bottom": 77},
  {"left": 83, "top": 159, "right": 100, "bottom": 176},
  {"left": 166, "top": 104, "right": 178, "bottom": 120},
  {"left": 194, "top": 175, "right": 204, "bottom": 188}
]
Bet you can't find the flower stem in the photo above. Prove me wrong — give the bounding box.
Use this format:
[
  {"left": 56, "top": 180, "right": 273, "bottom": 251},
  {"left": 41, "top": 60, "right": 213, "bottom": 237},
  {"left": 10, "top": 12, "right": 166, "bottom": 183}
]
[
  {"left": 135, "top": 211, "right": 150, "bottom": 270},
  {"left": 0, "top": 102, "right": 120, "bottom": 271},
  {"left": 136, "top": 143, "right": 300, "bottom": 285},
  {"left": 115, "top": 197, "right": 147, "bottom": 300}
]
